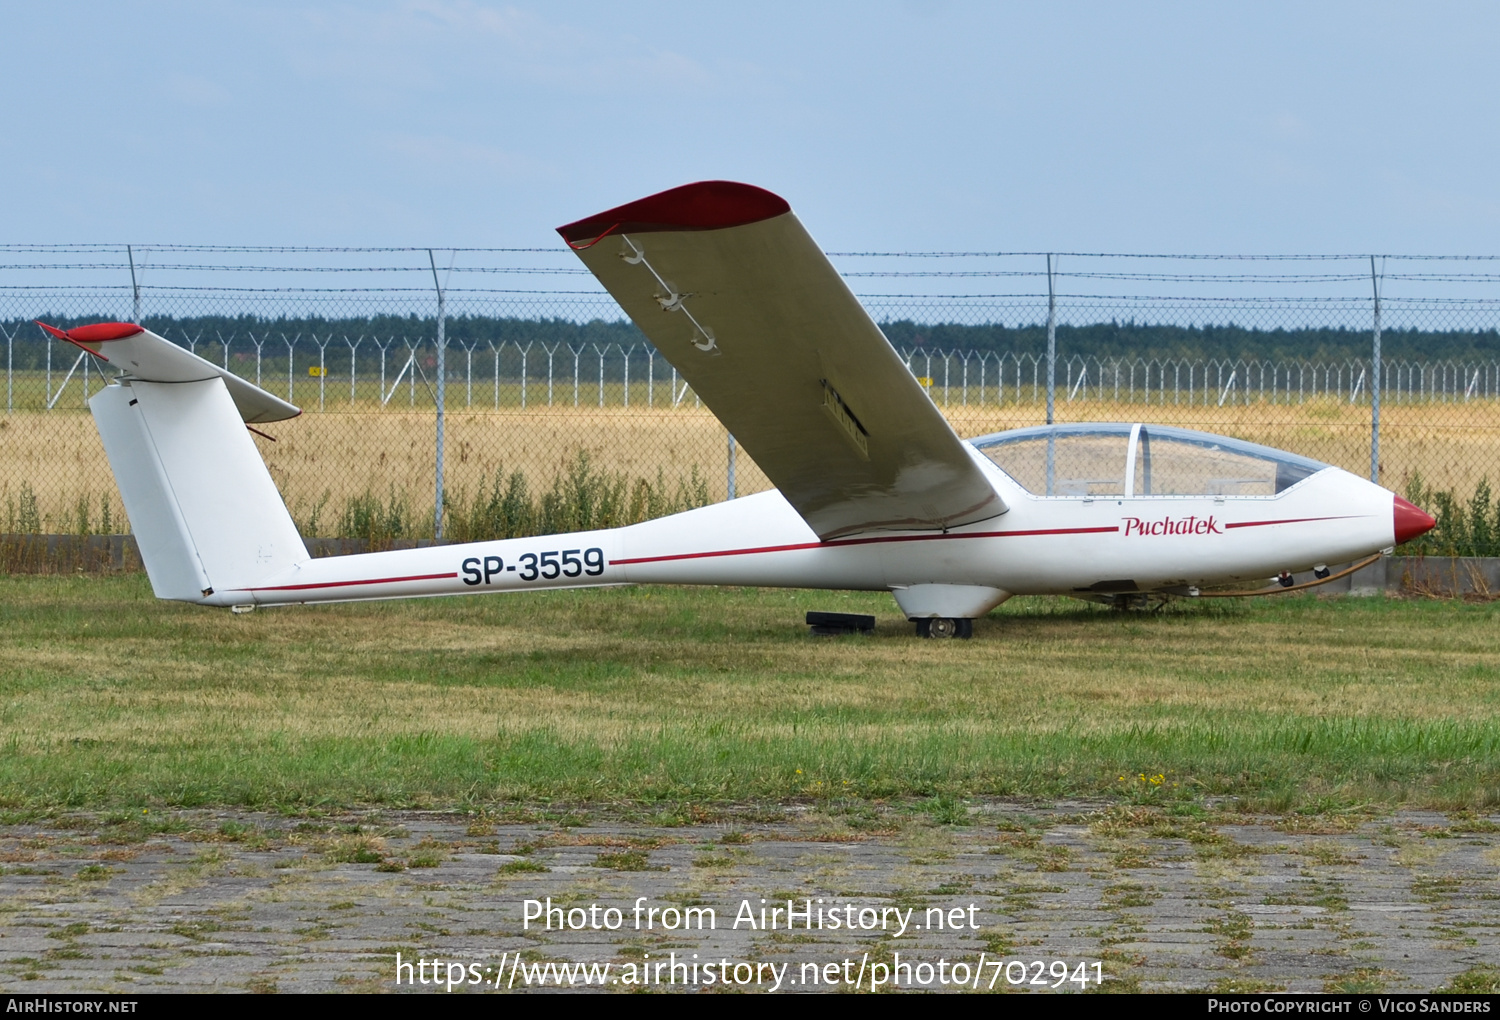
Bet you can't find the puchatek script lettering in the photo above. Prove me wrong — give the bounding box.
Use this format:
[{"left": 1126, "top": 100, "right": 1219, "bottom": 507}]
[{"left": 1121, "top": 515, "right": 1222, "bottom": 537}]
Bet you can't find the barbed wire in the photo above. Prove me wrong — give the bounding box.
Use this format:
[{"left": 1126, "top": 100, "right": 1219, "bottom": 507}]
[
  {"left": 0, "top": 244, "right": 565, "bottom": 254},
  {"left": 0, "top": 286, "right": 615, "bottom": 295},
  {"left": 0, "top": 265, "right": 1426, "bottom": 283},
  {"left": 3, "top": 244, "right": 1500, "bottom": 261},
  {"left": 0, "top": 264, "right": 594, "bottom": 274},
  {"left": 4, "top": 286, "right": 1500, "bottom": 306},
  {"left": 5, "top": 254, "right": 1499, "bottom": 291},
  {"left": 5, "top": 266, "right": 1500, "bottom": 287},
  {"left": 825, "top": 252, "right": 1500, "bottom": 261}
]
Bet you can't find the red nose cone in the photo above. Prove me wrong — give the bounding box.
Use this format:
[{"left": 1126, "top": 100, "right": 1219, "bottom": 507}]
[{"left": 1393, "top": 495, "right": 1436, "bottom": 545}]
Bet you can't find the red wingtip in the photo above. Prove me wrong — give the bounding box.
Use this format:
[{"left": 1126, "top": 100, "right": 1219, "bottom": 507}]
[
  {"left": 35, "top": 320, "right": 144, "bottom": 343},
  {"left": 1393, "top": 495, "right": 1436, "bottom": 545},
  {"left": 556, "top": 180, "right": 791, "bottom": 246}
]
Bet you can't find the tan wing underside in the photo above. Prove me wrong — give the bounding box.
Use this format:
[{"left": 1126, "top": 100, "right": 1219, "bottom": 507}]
[{"left": 571, "top": 212, "right": 1004, "bottom": 539}]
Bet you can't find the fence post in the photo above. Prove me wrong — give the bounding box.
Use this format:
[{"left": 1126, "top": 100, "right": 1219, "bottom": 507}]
[
  {"left": 429, "top": 250, "right": 448, "bottom": 543},
  {"left": 283, "top": 333, "right": 299, "bottom": 401},
  {"left": 5, "top": 324, "right": 12, "bottom": 413},
  {"left": 727, "top": 433, "right": 737, "bottom": 500},
  {"left": 1044, "top": 256, "right": 1060, "bottom": 495},
  {"left": 315, "top": 335, "right": 329, "bottom": 410},
  {"left": 1046, "top": 254, "right": 1057, "bottom": 425},
  {"left": 1370, "top": 256, "right": 1382, "bottom": 484},
  {"left": 346, "top": 335, "right": 363, "bottom": 403},
  {"left": 489, "top": 340, "right": 500, "bottom": 409},
  {"left": 127, "top": 245, "right": 142, "bottom": 323},
  {"left": 249, "top": 333, "right": 264, "bottom": 387}
]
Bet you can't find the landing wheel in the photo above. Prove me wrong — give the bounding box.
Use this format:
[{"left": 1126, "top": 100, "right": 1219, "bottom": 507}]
[{"left": 915, "top": 617, "right": 972, "bottom": 639}]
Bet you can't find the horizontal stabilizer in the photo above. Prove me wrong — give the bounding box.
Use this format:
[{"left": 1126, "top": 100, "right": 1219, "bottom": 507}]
[{"left": 38, "top": 321, "right": 300, "bottom": 424}]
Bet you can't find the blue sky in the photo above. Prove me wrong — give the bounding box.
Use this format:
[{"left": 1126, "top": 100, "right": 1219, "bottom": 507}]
[{"left": 6, "top": 2, "right": 1499, "bottom": 256}]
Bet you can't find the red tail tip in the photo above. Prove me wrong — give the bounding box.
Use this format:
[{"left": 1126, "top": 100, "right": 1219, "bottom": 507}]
[
  {"left": 1393, "top": 495, "right": 1436, "bottom": 545},
  {"left": 36, "top": 320, "right": 144, "bottom": 343}
]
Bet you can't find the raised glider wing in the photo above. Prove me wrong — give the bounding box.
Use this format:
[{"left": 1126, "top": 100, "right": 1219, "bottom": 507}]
[
  {"left": 557, "top": 182, "right": 1005, "bottom": 540},
  {"left": 55, "top": 181, "right": 1436, "bottom": 637}
]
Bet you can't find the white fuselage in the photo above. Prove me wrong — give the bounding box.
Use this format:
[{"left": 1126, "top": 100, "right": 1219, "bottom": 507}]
[{"left": 211, "top": 446, "right": 1398, "bottom": 613}]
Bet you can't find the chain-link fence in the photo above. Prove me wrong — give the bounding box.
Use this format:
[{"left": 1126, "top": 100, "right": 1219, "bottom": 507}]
[{"left": 3, "top": 248, "right": 1498, "bottom": 555}]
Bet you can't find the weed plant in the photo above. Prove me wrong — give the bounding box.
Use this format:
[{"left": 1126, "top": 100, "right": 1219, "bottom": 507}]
[
  {"left": 319, "top": 451, "right": 710, "bottom": 547},
  {"left": 1398, "top": 474, "right": 1500, "bottom": 557}
]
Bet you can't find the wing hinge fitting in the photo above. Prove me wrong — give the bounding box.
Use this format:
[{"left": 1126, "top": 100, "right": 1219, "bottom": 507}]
[{"left": 618, "top": 236, "right": 719, "bottom": 354}]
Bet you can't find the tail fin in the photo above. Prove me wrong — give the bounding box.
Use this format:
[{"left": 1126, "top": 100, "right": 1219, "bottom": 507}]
[{"left": 58, "top": 322, "right": 309, "bottom": 602}]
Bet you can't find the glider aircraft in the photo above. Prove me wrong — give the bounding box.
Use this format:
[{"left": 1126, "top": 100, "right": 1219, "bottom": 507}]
[{"left": 42, "top": 181, "right": 1435, "bottom": 637}]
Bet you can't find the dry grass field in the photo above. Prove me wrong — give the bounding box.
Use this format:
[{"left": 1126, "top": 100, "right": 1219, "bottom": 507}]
[
  {"left": 1, "top": 575, "right": 1498, "bottom": 809},
  {"left": 1, "top": 406, "right": 773, "bottom": 534},
  {"left": 3, "top": 396, "right": 1498, "bottom": 535}
]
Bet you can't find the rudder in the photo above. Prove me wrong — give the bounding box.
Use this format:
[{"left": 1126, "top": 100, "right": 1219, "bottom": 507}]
[{"left": 91, "top": 378, "right": 308, "bottom": 602}]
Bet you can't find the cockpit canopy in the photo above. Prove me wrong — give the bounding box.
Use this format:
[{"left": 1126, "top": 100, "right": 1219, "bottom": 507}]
[{"left": 970, "top": 424, "right": 1328, "bottom": 498}]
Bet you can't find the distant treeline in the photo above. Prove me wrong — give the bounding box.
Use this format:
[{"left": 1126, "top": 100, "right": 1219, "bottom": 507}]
[
  {"left": 880, "top": 321, "right": 1500, "bottom": 362},
  {"left": 5, "top": 314, "right": 1500, "bottom": 373}
]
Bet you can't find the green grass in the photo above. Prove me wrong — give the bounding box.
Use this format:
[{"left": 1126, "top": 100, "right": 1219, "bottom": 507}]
[{"left": 1, "top": 574, "right": 1498, "bottom": 812}]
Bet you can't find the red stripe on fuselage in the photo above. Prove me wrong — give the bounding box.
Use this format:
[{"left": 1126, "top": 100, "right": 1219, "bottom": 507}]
[
  {"left": 230, "top": 515, "right": 1364, "bottom": 591},
  {"left": 610, "top": 525, "right": 1120, "bottom": 567},
  {"left": 1224, "top": 516, "right": 1358, "bottom": 529},
  {"left": 238, "top": 571, "right": 458, "bottom": 593}
]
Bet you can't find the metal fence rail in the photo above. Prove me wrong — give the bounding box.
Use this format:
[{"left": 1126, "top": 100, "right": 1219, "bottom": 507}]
[
  {"left": 9, "top": 326, "right": 1500, "bottom": 414},
  {"left": 3, "top": 248, "right": 1499, "bottom": 552}
]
